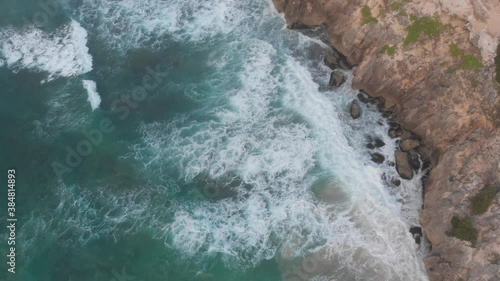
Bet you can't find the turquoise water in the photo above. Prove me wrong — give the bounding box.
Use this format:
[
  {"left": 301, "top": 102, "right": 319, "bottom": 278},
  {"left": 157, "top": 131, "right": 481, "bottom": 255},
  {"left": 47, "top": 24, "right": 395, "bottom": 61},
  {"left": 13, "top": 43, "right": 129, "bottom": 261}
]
[{"left": 0, "top": 1, "right": 429, "bottom": 280}]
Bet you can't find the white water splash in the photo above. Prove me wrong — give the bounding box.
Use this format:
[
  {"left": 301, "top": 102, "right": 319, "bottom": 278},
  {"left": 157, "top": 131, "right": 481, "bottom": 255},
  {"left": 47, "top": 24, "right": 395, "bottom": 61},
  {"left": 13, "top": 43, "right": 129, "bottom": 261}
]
[
  {"left": 0, "top": 20, "right": 92, "bottom": 83},
  {"left": 82, "top": 80, "right": 101, "bottom": 110}
]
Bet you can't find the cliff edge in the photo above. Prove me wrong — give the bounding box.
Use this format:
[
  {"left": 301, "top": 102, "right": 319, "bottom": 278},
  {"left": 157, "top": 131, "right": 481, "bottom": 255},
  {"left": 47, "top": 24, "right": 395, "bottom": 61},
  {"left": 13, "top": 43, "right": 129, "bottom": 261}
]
[{"left": 272, "top": 0, "right": 500, "bottom": 280}]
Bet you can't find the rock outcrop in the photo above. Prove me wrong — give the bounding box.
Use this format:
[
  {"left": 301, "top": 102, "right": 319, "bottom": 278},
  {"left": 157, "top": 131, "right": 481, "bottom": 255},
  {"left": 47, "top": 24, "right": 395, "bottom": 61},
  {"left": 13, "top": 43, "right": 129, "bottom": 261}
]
[
  {"left": 395, "top": 151, "right": 414, "bottom": 180},
  {"left": 273, "top": 0, "right": 500, "bottom": 280}
]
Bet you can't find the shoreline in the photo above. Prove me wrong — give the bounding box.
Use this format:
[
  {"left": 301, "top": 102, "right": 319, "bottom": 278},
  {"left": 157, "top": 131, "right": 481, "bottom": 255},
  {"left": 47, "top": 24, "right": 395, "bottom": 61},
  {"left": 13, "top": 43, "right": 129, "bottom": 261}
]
[{"left": 272, "top": 0, "right": 500, "bottom": 280}]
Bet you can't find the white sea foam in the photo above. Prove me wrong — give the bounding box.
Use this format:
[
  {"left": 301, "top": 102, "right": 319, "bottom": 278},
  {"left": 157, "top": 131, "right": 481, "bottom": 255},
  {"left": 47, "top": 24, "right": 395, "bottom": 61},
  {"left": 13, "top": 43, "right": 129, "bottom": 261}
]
[
  {"left": 66, "top": 0, "right": 247, "bottom": 50},
  {"left": 82, "top": 80, "right": 101, "bottom": 110},
  {"left": 19, "top": 0, "right": 429, "bottom": 279},
  {"left": 0, "top": 20, "right": 92, "bottom": 83},
  {"left": 132, "top": 35, "right": 428, "bottom": 280}
]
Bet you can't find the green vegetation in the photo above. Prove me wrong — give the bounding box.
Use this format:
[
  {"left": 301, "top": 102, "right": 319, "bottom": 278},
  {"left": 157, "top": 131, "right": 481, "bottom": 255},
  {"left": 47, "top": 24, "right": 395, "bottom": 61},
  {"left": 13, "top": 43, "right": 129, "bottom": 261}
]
[
  {"left": 447, "top": 44, "right": 484, "bottom": 73},
  {"left": 495, "top": 44, "right": 500, "bottom": 84},
  {"left": 362, "top": 5, "right": 378, "bottom": 25},
  {"left": 390, "top": 2, "right": 403, "bottom": 11},
  {"left": 390, "top": 0, "right": 411, "bottom": 12},
  {"left": 404, "top": 15, "right": 443, "bottom": 46},
  {"left": 471, "top": 185, "right": 498, "bottom": 215},
  {"left": 450, "top": 216, "right": 478, "bottom": 244},
  {"left": 458, "top": 55, "right": 484, "bottom": 70},
  {"left": 381, "top": 45, "right": 397, "bottom": 56},
  {"left": 449, "top": 43, "right": 465, "bottom": 57}
]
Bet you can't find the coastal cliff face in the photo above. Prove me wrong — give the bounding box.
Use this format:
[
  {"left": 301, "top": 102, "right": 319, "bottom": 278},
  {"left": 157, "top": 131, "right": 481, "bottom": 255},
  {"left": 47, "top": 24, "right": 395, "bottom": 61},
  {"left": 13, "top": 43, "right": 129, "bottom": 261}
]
[{"left": 272, "top": 0, "right": 500, "bottom": 280}]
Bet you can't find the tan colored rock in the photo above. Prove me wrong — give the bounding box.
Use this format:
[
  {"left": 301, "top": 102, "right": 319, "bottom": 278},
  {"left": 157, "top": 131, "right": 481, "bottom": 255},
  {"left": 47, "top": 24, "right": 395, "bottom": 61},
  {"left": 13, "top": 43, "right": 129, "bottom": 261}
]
[
  {"left": 395, "top": 151, "right": 414, "bottom": 180},
  {"left": 400, "top": 139, "right": 420, "bottom": 152}
]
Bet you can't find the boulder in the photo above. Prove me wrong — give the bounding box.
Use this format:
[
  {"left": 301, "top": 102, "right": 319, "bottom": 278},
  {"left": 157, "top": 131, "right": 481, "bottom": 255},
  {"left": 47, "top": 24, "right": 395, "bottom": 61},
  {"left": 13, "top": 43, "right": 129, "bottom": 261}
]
[
  {"left": 350, "top": 100, "right": 361, "bottom": 119},
  {"left": 400, "top": 139, "right": 420, "bottom": 152},
  {"left": 324, "top": 53, "right": 340, "bottom": 70},
  {"left": 370, "top": 153, "right": 385, "bottom": 164},
  {"left": 395, "top": 151, "right": 414, "bottom": 180},
  {"left": 329, "top": 70, "right": 346, "bottom": 87},
  {"left": 401, "top": 129, "right": 414, "bottom": 140}
]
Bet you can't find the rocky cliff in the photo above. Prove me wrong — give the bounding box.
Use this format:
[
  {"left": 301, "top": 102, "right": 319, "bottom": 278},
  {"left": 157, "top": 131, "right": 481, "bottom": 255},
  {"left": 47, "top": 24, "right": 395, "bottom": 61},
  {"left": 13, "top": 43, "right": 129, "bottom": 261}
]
[{"left": 272, "top": 0, "right": 500, "bottom": 280}]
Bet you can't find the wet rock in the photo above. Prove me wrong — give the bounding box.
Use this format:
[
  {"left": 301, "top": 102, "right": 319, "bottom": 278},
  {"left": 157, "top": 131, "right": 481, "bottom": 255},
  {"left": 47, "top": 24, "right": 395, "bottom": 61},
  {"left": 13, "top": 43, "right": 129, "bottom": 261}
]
[
  {"left": 421, "top": 157, "right": 432, "bottom": 171},
  {"left": 395, "top": 151, "right": 414, "bottom": 180},
  {"left": 370, "top": 96, "right": 385, "bottom": 110},
  {"left": 410, "top": 226, "right": 423, "bottom": 244},
  {"left": 382, "top": 111, "right": 395, "bottom": 119},
  {"left": 356, "top": 91, "right": 385, "bottom": 110},
  {"left": 374, "top": 138, "right": 385, "bottom": 148},
  {"left": 357, "top": 91, "right": 370, "bottom": 103},
  {"left": 392, "top": 179, "right": 401, "bottom": 187},
  {"left": 324, "top": 53, "right": 352, "bottom": 70},
  {"left": 350, "top": 100, "right": 361, "bottom": 119},
  {"left": 410, "top": 226, "right": 423, "bottom": 236},
  {"left": 408, "top": 151, "right": 421, "bottom": 170},
  {"left": 388, "top": 123, "right": 402, "bottom": 138},
  {"left": 324, "top": 53, "right": 340, "bottom": 70},
  {"left": 371, "top": 153, "right": 385, "bottom": 164},
  {"left": 290, "top": 21, "right": 313, "bottom": 30},
  {"left": 329, "top": 70, "right": 346, "bottom": 87},
  {"left": 366, "top": 136, "right": 385, "bottom": 149},
  {"left": 400, "top": 139, "right": 420, "bottom": 152}
]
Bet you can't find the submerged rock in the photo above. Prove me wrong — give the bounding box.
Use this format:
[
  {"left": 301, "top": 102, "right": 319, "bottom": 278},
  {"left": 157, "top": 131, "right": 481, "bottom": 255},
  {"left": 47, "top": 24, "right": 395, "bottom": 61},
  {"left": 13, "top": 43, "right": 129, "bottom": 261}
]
[
  {"left": 370, "top": 153, "right": 385, "bottom": 164},
  {"left": 392, "top": 179, "right": 401, "bottom": 187},
  {"left": 374, "top": 138, "right": 385, "bottom": 148},
  {"left": 329, "top": 70, "right": 346, "bottom": 87},
  {"left": 366, "top": 137, "right": 385, "bottom": 149},
  {"left": 395, "top": 151, "right": 414, "bottom": 180},
  {"left": 350, "top": 100, "right": 361, "bottom": 119}
]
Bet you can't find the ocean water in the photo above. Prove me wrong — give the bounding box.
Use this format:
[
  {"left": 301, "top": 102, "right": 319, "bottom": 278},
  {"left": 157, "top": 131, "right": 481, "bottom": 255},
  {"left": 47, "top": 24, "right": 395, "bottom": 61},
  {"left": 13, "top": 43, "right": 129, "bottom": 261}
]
[{"left": 0, "top": 0, "right": 429, "bottom": 280}]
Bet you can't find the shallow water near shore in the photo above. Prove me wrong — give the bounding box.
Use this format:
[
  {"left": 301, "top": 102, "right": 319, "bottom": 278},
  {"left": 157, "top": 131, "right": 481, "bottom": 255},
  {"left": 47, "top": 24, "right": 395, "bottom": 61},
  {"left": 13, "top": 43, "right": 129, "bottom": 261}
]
[{"left": 0, "top": 0, "right": 429, "bottom": 280}]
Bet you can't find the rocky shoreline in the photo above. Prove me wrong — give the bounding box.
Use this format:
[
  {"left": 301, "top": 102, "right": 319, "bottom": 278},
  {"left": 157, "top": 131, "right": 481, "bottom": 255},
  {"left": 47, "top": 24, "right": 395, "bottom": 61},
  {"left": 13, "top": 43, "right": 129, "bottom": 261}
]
[{"left": 272, "top": 0, "right": 500, "bottom": 280}]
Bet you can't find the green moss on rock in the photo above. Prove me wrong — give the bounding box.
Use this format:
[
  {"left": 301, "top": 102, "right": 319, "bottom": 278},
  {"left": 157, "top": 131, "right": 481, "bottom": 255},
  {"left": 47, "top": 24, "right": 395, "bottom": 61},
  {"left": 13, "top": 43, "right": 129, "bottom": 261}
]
[
  {"left": 449, "top": 43, "right": 464, "bottom": 57},
  {"left": 404, "top": 15, "right": 442, "bottom": 46},
  {"left": 471, "top": 185, "right": 498, "bottom": 215},
  {"left": 381, "top": 45, "right": 397, "bottom": 56},
  {"left": 451, "top": 216, "right": 478, "bottom": 244},
  {"left": 362, "top": 5, "right": 378, "bottom": 25},
  {"left": 458, "top": 55, "right": 484, "bottom": 70}
]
